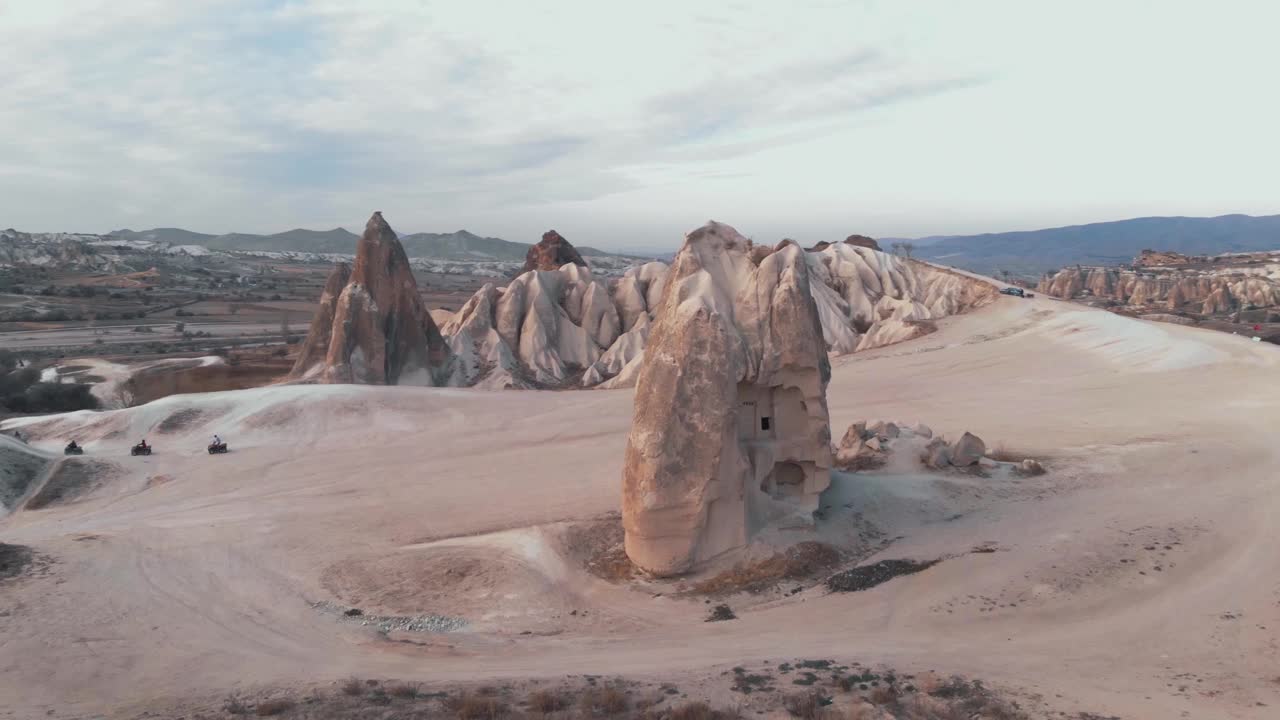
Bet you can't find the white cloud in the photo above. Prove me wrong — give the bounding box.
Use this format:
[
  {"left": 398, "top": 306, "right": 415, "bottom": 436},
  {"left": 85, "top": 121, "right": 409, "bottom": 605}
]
[{"left": 0, "top": 0, "right": 1276, "bottom": 248}]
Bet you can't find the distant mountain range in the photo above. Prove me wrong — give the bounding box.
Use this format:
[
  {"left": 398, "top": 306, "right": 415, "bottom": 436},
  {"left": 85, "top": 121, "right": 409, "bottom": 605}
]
[
  {"left": 911, "top": 214, "right": 1280, "bottom": 278},
  {"left": 108, "top": 227, "right": 622, "bottom": 261}
]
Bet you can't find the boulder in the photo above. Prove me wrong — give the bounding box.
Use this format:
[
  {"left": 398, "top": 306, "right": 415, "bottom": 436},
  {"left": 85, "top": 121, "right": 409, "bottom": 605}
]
[
  {"left": 913, "top": 423, "right": 933, "bottom": 439},
  {"left": 621, "top": 221, "right": 833, "bottom": 577},
  {"left": 868, "top": 420, "right": 900, "bottom": 440},
  {"left": 1017, "top": 458, "right": 1046, "bottom": 476},
  {"left": 865, "top": 436, "right": 883, "bottom": 452},
  {"left": 950, "top": 432, "right": 986, "bottom": 466},
  {"left": 923, "top": 443, "right": 952, "bottom": 469},
  {"left": 521, "top": 230, "right": 587, "bottom": 274},
  {"left": 839, "top": 421, "right": 867, "bottom": 448},
  {"left": 834, "top": 436, "right": 869, "bottom": 466}
]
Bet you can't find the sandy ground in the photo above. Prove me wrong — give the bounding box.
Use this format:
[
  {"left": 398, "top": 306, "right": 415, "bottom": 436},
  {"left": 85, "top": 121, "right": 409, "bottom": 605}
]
[{"left": 2, "top": 294, "right": 1279, "bottom": 719}]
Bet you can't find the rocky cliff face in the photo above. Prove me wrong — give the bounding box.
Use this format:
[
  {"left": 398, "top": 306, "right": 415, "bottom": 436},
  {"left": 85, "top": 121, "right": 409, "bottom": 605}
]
[
  {"left": 520, "top": 230, "right": 588, "bottom": 274},
  {"left": 290, "top": 212, "right": 458, "bottom": 386},
  {"left": 621, "top": 222, "right": 833, "bottom": 577},
  {"left": 1038, "top": 260, "right": 1280, "bottom": 316}
]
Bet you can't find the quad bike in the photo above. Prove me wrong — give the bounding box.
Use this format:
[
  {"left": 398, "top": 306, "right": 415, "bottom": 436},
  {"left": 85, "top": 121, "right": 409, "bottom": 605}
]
[
  {"left": 207, "top": 442, "right": 228, "bottom": 455},
  {"left": 64, "top": 445, "right": 84, "bottom": 456},
  {"left": 131, "top": 443, "right": 152, "bottom": 456}
]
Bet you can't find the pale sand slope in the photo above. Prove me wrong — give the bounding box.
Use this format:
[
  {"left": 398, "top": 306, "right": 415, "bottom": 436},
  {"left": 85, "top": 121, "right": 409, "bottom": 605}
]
[{"left": 2, "top": 294, "right": 1279, "bottom": 719}]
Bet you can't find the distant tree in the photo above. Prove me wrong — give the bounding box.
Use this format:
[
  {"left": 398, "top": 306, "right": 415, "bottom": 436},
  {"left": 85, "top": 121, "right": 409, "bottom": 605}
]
[
  {"left": 174, "top": 321, "right": 185, "bottom": 333},
  {"left": 900, "top": 242, "right": 915, "bottom": 260},
  {"left": 1000, "top": 270, "right": 1011, "bottom": 282},
  {"left": 890, "top": 242, "right": 903, "bottom": 256}
]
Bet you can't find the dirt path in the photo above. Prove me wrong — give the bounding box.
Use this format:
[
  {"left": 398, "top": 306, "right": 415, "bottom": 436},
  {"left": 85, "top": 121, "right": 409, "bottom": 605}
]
[{"left": 2, "top": 296, "right": 1279, "bottom": 719}]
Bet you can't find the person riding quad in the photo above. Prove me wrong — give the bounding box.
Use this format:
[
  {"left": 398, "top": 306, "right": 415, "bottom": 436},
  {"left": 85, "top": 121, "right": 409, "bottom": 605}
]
[
  {"left": 211, "top": 434, "right": 222, "bottom": 447},
  {"left": 66, "top": 440, "right": 79, "bottom": 452},
  {"left": 138, "top": 438, "right": 148, "bottom": 450}
]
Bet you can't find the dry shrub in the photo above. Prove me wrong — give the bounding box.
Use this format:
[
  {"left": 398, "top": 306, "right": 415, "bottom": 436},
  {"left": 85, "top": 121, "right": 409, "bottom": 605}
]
[
  {"left": 783, "top": 691, "right": 827, "bottom": 720},
  {"left": 527, "top": 688, "right": 569, "bottom": 713},
  {"left": 846, "top": 702, "right": 880, "bottom": 720},
  {"left": 667, "top": 701, "right": 739, "bottom": 720},
  {"left": 579, "top": 684, "right": 628, "bottom": 715},
  {"left": 340, "top": 677, "right": 364, "bottom": 696},
  {"left": 254, "top": 698, "right": 296, "bottom": 716},
  {"left": 706, "top": 604, "right": 737, "bottom": 622},
  {"left": 223, "top": 695, "right": 250, "bottom": 715},
  {"left": 388, "top": 682, "right": 420, "bottom": 698},
  {"left": 868, "top": 686, "right": 898, "bottom": 706},
  {"left": 448, "top": 691, "right": 507, "bottom": 720}
]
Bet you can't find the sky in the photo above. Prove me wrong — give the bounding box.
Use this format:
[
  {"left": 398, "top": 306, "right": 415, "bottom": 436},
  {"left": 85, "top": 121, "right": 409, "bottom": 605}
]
[{"left": 2, "top": 0, "right": 1278, "bottom": 251}]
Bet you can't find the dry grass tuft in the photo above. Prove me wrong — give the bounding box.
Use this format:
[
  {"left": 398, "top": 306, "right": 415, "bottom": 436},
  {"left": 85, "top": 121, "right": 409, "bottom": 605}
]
[
  {"left": 254, "top": 697, "right": 296, "bottom": 716},
  {"left": 527, "top": 688, "right": 569, "bottom": 714},
  {"left": 868, "top": 685, "right": 899, "bottom": 706},
  {"left": 340, "top": 677, "right": 365, "bottom": 696},
  {"left": 223, "top": 695, "right": 250, "bottom": 715},
  {"left": 666, "top": 701, "right": 740, "bottom": 720},
  {"left": 447, "top": 691, "right": 507, "bottom": 720},
  {"left": 782, "top": 690, "right": 828, "bottom": 720},
  {"left": 388, "top": 682, "right": 420, "bottom": 698},
  {"left": 579, "top": 684, "right": 629, "bottom": 715}
]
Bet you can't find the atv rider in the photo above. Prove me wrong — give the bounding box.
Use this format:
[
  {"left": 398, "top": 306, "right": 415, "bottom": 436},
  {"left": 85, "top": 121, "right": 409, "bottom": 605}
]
[
  {"left": 137, "top": 438, "right": 149, "bottom": 450},
  {"left": 66, "top": 440, "right": 79, "bottom": 452},
  {"left": 211, "top": 434, "right": 222, "bottom": 448}
]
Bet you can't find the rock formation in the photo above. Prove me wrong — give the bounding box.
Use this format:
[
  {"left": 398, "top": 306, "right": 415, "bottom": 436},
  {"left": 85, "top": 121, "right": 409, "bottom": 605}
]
[
  {"left": 290, "top": 212, "right": 458, "bottom": 386},
  {"left": 520, "top": 230, "right": 587, "bottom": 274},
  {"left": 621, "top": 222, "right": 833, "bottom": 577},
  {"left": 950, "top": 432, "right": 986, "bottom": 466},
  {"left": 804, "top": 242, "right": 998, "bottom": 354},
  {"left": 439, "top": 229, "right": 997, "bottom": 390},
  {"left": 843, "top": 234, "right": 881, "bottom": 251},
  {"left": 1038, "top": 258, "right": 1280, "bottom": 317},
  {"left": 441, "top": 234, "right": 662, "bottom": 389},
  {"left": 291, "top": 262, "right": 351, "bottom": 376},
  {"left": 1134, "top": 249, "right": 1201, "bottom": 267}
]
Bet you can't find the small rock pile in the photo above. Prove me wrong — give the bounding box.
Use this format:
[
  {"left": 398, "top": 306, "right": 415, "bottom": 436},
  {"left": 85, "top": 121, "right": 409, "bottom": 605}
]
[
  {"left": 834, "top": 421, "right": 1047, "bottom": 475},
  {"left": 921, "top": 431, "right": 986, "bottom": 469},
  {"left": 834, "top": 420, "right": 933, "bottom": 468}
]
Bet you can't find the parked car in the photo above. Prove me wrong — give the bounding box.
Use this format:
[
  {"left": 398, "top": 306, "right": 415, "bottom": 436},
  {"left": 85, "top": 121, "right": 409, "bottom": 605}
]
[{"left": 1000, "top": 287, "right": 1025, "bottom": 297}]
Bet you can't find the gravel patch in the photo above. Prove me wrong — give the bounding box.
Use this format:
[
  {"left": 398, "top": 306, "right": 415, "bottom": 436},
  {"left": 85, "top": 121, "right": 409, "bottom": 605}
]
[
  {"left": 310, "top": 599, "right": 467, "bottom": 633},
  {"left": 825, "top": 558, "right": 940, "bottom": 593}
]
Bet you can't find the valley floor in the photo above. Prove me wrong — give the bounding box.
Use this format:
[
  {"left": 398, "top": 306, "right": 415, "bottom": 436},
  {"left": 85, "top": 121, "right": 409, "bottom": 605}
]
[{"left": 2, "top": 294, "right": 1279, "bottom": 719}]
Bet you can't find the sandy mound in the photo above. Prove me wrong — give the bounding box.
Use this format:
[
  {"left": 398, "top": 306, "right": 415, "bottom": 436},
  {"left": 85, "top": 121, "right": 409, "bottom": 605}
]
[
  {"left": 24, "top": 458, "right": 121, "bottom": 510},
  {"left": 0, "top": 436, "right": 52, "bottom": 513},
  {"left": 322, "top": 527, "right": 583, "bottom": 631}
]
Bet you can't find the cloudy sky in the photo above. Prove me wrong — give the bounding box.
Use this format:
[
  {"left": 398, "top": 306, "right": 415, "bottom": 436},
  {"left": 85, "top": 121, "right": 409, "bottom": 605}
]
[{"left": 2, "top": 1, "right": 1277, "bottom": 250}]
